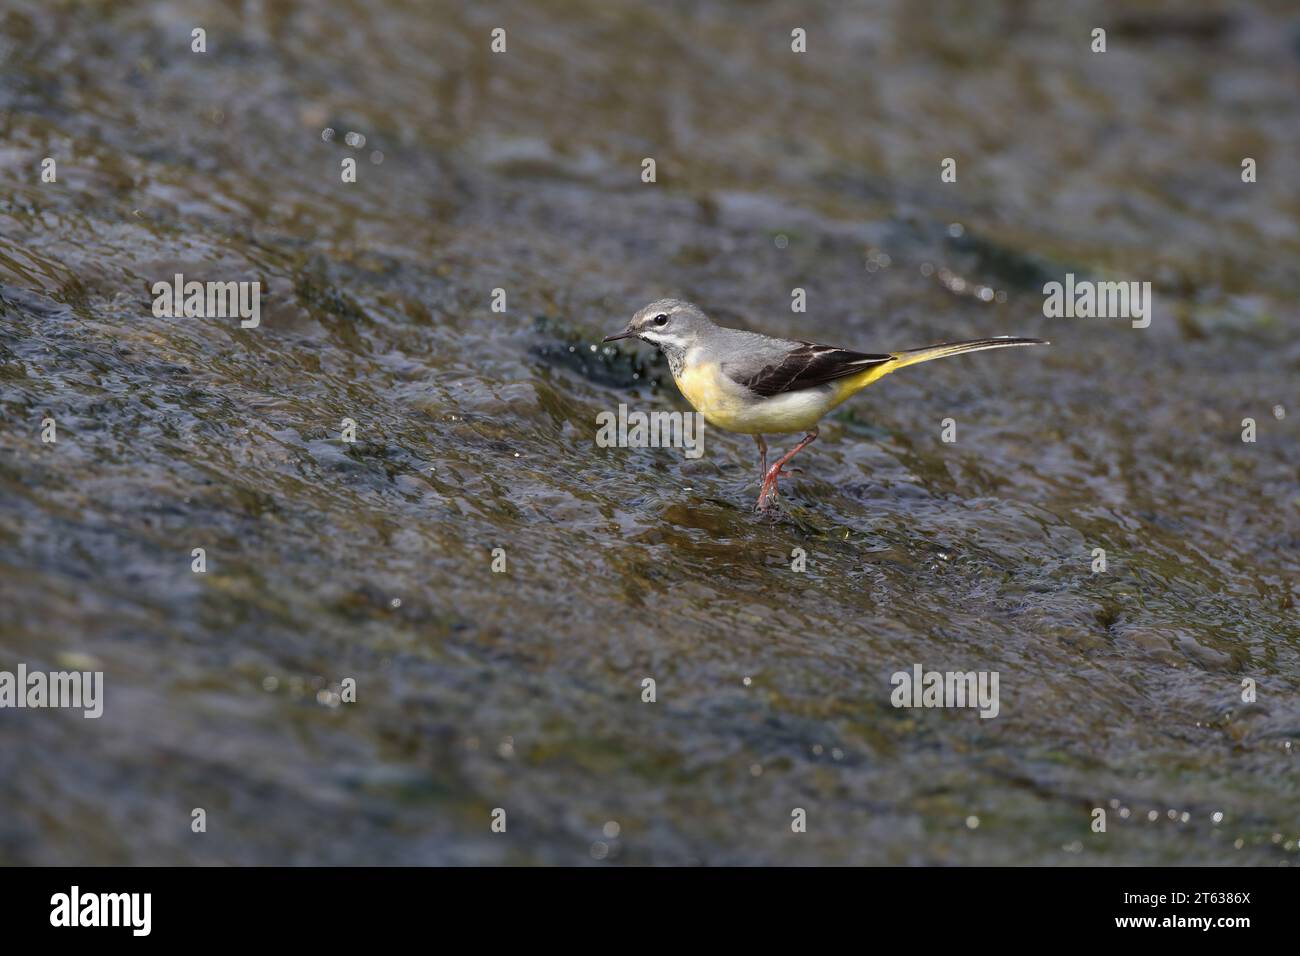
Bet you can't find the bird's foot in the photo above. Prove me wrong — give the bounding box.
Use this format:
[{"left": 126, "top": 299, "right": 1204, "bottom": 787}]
[
  {"left": 754, "top": 464, "right": 791, "bottom": 512},
  {"left": 752, "top": 428, "right": 817, "bottom": 514}
]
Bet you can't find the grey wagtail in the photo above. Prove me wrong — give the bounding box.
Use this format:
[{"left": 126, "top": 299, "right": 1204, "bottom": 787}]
[{"left": 603, "top": 298, "right": 1048, "bottom": 511}]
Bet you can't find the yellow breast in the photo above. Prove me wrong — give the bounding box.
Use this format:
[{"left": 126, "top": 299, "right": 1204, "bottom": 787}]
[
  {"left": 673, "top": 358, "right": 900, "bottom": 435},
  {"left": 672, "top": 361, "right": 825, "bottom": 435},
  {"left": 675, "top": 362, "right": 732, "bottom": 420}
]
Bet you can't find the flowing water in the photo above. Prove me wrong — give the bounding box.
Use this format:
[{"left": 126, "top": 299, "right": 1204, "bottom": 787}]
[{"left": 1, "top": 0, "right": 1297, "bottom": 865}]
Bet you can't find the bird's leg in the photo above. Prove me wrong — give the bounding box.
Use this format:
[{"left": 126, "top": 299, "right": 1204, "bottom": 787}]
[
  {"left": 754, "top": 434, "right": 767, "bottom": 481},
  {"left": 756, "top": 428, "right": 818, "bottom": 512}
]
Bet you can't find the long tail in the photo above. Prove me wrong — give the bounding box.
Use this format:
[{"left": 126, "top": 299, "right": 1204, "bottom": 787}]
[{"left": 887, "top": 336, "right": 1049, "bottom": 371}]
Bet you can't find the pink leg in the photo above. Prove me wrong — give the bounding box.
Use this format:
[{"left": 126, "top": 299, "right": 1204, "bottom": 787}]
[
  {"left": 754, "top": 434, "right": 768, "bottom": 477},
  {"left": 755, "top": 428, "right": 818, "bottom": 511}
]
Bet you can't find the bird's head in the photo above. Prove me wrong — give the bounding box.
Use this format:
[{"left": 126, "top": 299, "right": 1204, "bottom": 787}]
[{"left": 603, "top": 298, "right": 713, "bottom": 352}]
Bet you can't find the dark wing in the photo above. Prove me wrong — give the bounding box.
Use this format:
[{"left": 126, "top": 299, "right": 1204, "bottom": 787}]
[{"left": 723, "top": 343, "right": 892, "bottom": 397}]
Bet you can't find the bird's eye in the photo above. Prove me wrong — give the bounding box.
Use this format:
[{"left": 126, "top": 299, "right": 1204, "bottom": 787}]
[{"left": 653, "top": 313, "right": 669, "bottom": 326}]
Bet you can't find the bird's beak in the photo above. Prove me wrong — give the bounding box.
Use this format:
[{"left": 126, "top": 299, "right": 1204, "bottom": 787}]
[{"left": 602, "top": 328, "right": 637, "bottom": 343}]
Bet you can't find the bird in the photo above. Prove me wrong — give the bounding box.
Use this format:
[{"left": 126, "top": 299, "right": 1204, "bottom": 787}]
[{"left": 603, "top": 298, "right": 1048, "bottom": 511}]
